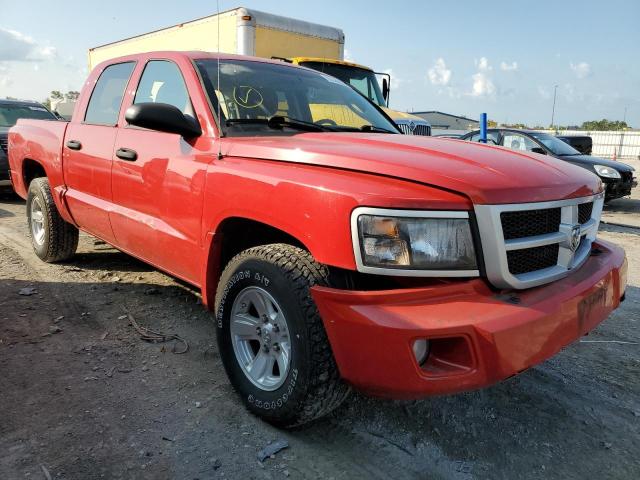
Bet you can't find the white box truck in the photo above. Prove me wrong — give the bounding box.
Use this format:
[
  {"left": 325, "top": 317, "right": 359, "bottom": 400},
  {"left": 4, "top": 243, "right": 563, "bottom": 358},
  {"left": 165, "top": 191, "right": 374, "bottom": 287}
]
[{"left": 88, "top": 7, "right": 344, "bottom": 70}]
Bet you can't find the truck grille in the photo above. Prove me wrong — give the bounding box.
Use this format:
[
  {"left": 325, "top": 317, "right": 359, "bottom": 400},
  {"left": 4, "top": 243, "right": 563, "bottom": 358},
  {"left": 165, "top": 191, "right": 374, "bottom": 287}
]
[
  {"left": 396, "top": 122, "right": 431, "bottom": 136},
  {"left": 578, "top": 202, "right": 593, "bottom": 224},
  {"left": 507, "top": 244, "right": 559, "bottom": 275},
  {"left": 501, "top": 208, "right": 561, "bottom": 240},
  {"left": 474, "top": 194, "right": 604, "bottom": 289},
  {"left": 0, "top": 136, "right": 7, "bottom": 154}
]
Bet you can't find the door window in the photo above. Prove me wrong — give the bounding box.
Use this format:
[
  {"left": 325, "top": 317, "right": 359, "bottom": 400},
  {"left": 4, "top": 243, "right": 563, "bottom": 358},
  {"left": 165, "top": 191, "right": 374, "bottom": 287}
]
[
  {"left": 501, "top": 133, "right": 539, "bottom": 152},
  {"left": 134, "top": 61, "right": 193, "bottom": 117},
  {"left": 84, "top": 62, "right": 135, "bottom": 125}
]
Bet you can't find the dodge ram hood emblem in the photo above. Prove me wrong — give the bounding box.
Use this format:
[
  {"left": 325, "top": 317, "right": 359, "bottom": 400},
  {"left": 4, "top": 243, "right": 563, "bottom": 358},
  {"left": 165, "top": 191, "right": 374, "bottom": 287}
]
[{"left": 570, "top": 225, "right": 581, "bottom": 252}]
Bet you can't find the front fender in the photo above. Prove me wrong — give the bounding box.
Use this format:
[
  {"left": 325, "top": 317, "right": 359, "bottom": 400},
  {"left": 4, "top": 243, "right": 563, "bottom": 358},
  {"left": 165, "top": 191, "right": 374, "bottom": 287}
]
[{"left": 199, "top": 157, "right": 470, "bottom": 306}]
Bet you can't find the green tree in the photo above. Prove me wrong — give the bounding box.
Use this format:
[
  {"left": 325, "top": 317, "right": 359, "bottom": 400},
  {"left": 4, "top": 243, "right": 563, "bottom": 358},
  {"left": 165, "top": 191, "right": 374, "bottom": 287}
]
[
  {"left": 580, "top": 119, "right": 629, "bottom": 131},
  {"left": 50, "top": 90, "right": 64, "bottom": 100},
  {"left": 65, "top": 91, "right": 80, "bottom": 100}
]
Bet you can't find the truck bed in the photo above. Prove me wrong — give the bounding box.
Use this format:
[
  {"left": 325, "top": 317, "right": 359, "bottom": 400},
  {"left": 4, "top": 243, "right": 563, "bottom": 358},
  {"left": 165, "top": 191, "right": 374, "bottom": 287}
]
[{"left": 8, "top": 119, "right": 69, "bottom": 199}]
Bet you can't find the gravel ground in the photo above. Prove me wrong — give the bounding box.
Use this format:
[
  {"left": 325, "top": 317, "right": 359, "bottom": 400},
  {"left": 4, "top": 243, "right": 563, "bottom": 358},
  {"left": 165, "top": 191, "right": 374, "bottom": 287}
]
[{"left": 1, "top": 192, "right": 638, "bottom": 480}]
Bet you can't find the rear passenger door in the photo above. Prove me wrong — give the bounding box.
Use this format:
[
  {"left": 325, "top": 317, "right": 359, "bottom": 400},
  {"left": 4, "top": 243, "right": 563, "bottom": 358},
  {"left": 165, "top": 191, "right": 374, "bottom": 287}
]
[
  {"left": 110, "top": 60, "right": 208, "bottom": 284},
  {"left": 63, "top": 62, "right": 135, "bottom": 243}
]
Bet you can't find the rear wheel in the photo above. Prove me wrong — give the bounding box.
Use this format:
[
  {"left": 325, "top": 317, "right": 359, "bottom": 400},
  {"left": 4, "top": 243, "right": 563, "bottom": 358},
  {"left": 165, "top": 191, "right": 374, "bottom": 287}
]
[
  {"left": 26, "top": 177, "right": 78, "bottom": 262},
  {"left": 215, "top": 244, "right": 350, "bottom": 428}
]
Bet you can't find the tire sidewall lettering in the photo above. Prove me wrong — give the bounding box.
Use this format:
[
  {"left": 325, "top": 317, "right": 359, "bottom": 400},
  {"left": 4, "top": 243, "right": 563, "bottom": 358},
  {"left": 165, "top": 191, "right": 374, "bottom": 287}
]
[{"left": 246, "top": 368, "right": 298, "bottom": 410}]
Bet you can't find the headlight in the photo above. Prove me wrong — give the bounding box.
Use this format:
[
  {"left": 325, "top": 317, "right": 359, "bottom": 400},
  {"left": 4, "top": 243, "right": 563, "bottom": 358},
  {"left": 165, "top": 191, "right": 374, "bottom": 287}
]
[
  {"left": 594, "top": 164, "right": 621, "bottom": 179},
  {"left": 351, "top": 208, "right": 478, "bottom": 276}
]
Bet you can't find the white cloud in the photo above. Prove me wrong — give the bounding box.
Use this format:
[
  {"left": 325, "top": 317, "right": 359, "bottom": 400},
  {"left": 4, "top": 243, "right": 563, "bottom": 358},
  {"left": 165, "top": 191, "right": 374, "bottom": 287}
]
[
  {"left": 570, "top": 61, "right": 591, "bottom": 79},
  {"left": 464, "top": 58, "right": 495, "bottom": 98},
  {"left": 469, "top": 71, "right": 495, "bottom": 97},
  {"left": 382, "top": 68, "right": 402, "bottom": 90},
  {"left": 500, "top": 61, "right": 518, "bottom": 71},
  {"left": 0, "top": 27, "right": 57, "bottom": 62},
  {"left": 476, "top": 57, "right": 492, "bottom": 71},
  {"left": 427, "top": 58, "right": 451, "bottom": 86}
]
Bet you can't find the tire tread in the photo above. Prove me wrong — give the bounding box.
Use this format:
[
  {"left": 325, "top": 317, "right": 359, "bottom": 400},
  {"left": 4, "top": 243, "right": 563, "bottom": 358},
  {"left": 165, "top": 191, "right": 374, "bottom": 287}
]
[
  {"left": 217, "top": 243, "right": 350, "bottom": 427},
  {"left": 28, "top": 177, "right": 78, "bottom": 262}
]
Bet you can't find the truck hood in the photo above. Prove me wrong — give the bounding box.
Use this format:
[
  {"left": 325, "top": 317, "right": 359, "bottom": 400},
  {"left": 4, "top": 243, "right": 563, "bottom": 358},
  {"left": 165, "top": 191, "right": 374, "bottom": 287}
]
[{"left": 223, "top": 133, "right": 601, "bottom": 204}]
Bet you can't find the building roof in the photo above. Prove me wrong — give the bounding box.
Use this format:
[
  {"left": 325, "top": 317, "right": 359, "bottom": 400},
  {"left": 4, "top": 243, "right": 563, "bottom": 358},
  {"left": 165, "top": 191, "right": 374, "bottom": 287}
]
[{"left": 411, "top": 111, "right": 478, "bottom": 123}]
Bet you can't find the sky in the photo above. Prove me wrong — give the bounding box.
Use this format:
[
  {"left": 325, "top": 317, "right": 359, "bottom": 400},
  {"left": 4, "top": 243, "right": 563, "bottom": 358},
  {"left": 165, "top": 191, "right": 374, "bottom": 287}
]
[{"left": 1, "top": 0, "right": 639, "bottom": 127}]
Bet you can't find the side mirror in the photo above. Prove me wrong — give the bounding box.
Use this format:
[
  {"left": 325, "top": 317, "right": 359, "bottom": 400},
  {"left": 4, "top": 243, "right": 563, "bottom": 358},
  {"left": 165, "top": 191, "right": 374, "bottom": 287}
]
[
  {"left": 125, "top": 102, "right": 202, "bottom": 138},
  {"left": 382, "top": 77, "right": 389, "bottom": 102},
  {"left": 531, "top": 147, "right": 547, "bottom": 155}
]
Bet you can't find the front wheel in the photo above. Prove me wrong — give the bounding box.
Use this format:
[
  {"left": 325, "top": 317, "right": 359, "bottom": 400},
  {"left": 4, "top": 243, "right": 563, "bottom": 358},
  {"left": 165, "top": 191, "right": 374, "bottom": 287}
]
[
  {"left": 215, "top": 244, "right": 350, "bottom": 428},
  {"left": 26, "top": 177, "right": 78, "bottom": 262}
]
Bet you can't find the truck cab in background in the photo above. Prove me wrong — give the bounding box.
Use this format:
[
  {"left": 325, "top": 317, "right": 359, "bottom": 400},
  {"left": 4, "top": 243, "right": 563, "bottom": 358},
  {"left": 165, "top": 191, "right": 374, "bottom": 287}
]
[{"left": 289, "top": 57, "right": 431, "bottom": 136}]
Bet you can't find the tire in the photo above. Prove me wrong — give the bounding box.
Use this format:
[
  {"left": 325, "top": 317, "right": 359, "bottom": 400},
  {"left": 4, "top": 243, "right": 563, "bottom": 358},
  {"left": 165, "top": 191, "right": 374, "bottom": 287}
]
[
  {"left": 26, "top": 177, "right": 78, "bottom": 262},
  {"left": 215, "top": 243, "right": 350, "bottom": 428}
]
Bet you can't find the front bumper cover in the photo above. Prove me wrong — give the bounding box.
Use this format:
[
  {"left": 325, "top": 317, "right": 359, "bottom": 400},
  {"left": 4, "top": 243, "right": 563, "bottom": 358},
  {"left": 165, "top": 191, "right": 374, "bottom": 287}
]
[{"left": 312, "top": 239, "right": 626, "bottom": 398}]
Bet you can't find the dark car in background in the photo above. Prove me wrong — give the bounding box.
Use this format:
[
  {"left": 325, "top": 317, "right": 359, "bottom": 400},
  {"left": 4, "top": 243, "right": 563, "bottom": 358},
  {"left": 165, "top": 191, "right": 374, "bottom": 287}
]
[
  {"left": 557, "top": 135, "right": 593, "bottom": 155},
  {"left": 460, "top": 128, "right": 637, "bottom": 201},
  {"left": 1, "top": 99, "right": 58, "bottom": 192}
]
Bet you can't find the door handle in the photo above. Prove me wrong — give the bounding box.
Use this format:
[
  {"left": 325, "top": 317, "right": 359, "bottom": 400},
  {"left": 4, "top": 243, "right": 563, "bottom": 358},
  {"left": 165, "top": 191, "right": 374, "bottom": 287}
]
[
  {"left": 115, "top": 147, "right": 138, "bottom": 161},
  {"left": 66, "top": 140, "right": 82, "bottom": 150}
]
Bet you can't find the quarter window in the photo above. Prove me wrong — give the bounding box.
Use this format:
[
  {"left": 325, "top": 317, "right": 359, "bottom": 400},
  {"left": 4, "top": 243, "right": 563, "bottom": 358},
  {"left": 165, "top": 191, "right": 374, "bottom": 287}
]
[
  {"left": 133, "top": 61, "right": 193, "bottom": 117},
  {"left": 84, "top": 62, "right": 135, "bottom": 125}
]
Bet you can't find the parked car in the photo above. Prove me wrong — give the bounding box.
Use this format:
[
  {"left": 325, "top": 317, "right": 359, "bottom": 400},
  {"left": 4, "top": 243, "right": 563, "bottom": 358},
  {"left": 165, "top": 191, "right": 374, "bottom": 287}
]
[
  {"left": 9, "top": 52, "right": 627, "bottom": 427},
  {"left": 460, "top": 129, "right": 636, "bottom": 201},
  {"left": 557, "top": 135, "right": 592, "bottom": 155},
  {"left": 0, "top": 99, "right": 58, "bottom": 192}
]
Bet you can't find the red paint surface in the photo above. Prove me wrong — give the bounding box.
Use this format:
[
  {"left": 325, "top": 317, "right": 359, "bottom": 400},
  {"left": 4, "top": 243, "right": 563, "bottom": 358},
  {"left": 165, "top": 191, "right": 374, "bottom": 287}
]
[
  {"left": 312, "top": 240, "right": 626, "bottom": 398},
  {"left": 7, "top": 52, "right": 623, "bottom": 398}
]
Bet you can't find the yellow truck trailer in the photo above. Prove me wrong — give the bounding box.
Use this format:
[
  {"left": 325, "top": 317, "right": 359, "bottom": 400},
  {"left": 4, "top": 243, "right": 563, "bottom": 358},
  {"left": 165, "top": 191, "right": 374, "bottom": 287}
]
[
  {"left": 88, "top": 7, "right": 430, "bottom": 135},
  {"left": 88, "top": 7, "right": 344, "bottom": 70}
]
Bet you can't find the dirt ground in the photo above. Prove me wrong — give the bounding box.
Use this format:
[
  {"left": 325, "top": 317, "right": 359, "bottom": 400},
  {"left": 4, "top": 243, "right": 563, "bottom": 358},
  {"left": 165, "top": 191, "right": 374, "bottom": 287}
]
[{"left": 1, "top": 189, "right": 639, "bottom": 480}]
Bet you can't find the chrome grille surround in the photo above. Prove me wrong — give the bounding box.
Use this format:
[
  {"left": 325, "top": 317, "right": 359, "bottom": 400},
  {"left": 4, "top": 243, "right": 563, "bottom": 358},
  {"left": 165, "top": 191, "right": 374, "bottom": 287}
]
[
  {"left": 395, "top": 120, "right": 431, "bottom": 136},
  {"left": 474, "top": 192, "right": 604, "bottom": 290}
]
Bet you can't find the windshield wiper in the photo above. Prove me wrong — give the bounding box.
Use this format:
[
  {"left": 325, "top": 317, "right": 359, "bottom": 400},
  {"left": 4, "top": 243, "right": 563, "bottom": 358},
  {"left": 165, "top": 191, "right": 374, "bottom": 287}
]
[
  {"left": 329, "top": 124, "right": 397, "bottom": 134},
  {"left": 360, "top": 124, "right": 397, "bottom": 134},
  {"left": 225, "top": 116, "right": 331, "bottom": 132}
]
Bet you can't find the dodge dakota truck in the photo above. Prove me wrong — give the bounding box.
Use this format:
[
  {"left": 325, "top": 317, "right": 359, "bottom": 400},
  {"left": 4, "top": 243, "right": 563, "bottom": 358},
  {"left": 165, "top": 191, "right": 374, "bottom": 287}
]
[{"left": 8, "top": 52, "right": 627, "bottom": 427}]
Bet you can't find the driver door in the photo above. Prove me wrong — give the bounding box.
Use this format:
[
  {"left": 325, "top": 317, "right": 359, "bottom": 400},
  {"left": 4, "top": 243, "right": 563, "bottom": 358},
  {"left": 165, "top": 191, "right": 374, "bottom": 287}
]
[{"left": 110, "top": 59, "right": 208, "bottom": 284}]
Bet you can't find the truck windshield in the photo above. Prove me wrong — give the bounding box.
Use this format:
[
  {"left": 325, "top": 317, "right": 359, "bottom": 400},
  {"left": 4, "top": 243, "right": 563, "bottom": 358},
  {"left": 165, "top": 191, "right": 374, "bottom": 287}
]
[
  {"left": 298, "top": 61, "right": 386, "bottom": 107},
  {"left": 195, "top": 59, "right": 398, "bottom": 136},
  {"left": 0, "top": 103, "right": 57, "bottom": 127}
]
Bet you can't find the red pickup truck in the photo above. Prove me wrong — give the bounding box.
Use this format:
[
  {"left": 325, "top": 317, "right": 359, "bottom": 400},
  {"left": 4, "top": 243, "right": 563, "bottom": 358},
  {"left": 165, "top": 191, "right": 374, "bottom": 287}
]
[{"left": 8, "top": 52, "right": 627, "bottom": 427}]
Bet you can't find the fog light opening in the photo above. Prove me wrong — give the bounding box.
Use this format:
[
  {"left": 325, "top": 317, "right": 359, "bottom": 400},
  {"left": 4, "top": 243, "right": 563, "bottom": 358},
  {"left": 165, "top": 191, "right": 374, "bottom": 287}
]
[{"left": 412, "top": 339, "right": 430, "bottom": 366}]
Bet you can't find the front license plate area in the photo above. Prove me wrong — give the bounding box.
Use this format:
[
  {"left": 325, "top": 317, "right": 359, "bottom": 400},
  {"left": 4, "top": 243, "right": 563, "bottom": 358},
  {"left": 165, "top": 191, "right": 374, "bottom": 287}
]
[{"left": 577, "top": 281, "right": 609, "bottom": 334}]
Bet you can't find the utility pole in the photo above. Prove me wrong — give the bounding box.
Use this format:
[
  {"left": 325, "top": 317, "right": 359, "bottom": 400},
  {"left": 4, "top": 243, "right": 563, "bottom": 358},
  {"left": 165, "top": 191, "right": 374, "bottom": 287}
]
[
  {"left": 550, "top": 84, "right": 558, "bottom": 130},
  {"left": 623, "top": 106, "right": 628, "bottom": 124}
]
